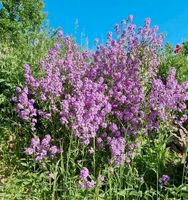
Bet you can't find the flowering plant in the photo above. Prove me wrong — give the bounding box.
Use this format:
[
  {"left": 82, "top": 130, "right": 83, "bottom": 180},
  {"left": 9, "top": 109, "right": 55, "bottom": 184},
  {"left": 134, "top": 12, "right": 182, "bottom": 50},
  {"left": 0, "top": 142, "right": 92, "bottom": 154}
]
[{"left": 12, "top": 16, "right": 188, "bottom": 195}]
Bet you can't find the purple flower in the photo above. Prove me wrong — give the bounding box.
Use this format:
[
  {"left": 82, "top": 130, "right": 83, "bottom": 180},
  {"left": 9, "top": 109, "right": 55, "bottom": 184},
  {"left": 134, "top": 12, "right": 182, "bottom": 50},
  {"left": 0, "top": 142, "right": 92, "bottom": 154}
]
[
  {"left": 85, "top": 180, "right": 95, "bottom": 188},
  {"left": 94, "top": 38, "right": 99, "bottom": 45},
  {"left": 25, "top": 135, "right": 60, "bottom": 162},
  {"left": 114, "top": 24, "right": 120, "bottom": 35},
  {"left": 31, "top": 136, "right": 40, "bottom": 148},
  {"left": 109, "top": 123, "right": 118, "bottom": 133},
  {"left": 138, "top": 176, "right": 144, "bottom": 183},
  {"left": 48, "top": 172, "right": 55, "bottom": 179},
  {"left": 99, "top": 175, "right": 105, "bottom": 183},
  {"left": 108, "top": 137, "right": 125, "bottom": 166},
  {"left": 88, "top": 147, "right": 95, "bottom": 154},
  {"left": 128, "top": 15, "right": 133, "bottom": 22},
  {"left": 121, "top": 19, "right": 126, "bottom": 25},
  {"left": 50, "top": 145, "right": 60, "bottom": 155},
  {"left": 159, "top": 175, "right": 170, "bottom": 188},
  {"left": 97, "top": 137, "right": 103, "bottom": 144},
  {"left": 57, "top": 30, "right": 63, "bottom": 38},
  {"left": 80, "top": 167, "right": 89, "bottom": 181},
  {"left": 41, "top": 134, "right": 51, "bottom": 147},
  {"left": 16, "top": 87, "right": 22, "bottom": 93},
  {"left": 144, "top": 18, "right": 151, "bottom": 27},
  {"left": 25, "top": 147, "right": 34, "bottom": 155},
  {"left": 40, "top": 93, "right": 47, "bottom": 101}
]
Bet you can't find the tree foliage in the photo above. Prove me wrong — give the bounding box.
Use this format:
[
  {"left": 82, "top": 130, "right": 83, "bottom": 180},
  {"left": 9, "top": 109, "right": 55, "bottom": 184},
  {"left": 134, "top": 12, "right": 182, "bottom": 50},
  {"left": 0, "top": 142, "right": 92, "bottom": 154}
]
[{"left": 0, "top": 0, "right": 45, "bottom": 43}]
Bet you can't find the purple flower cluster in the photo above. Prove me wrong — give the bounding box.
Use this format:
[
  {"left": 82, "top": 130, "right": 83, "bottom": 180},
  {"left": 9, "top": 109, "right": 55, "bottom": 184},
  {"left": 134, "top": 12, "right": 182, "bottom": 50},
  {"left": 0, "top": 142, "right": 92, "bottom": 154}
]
[
  {"left": 60, "top": 77, "right": 111, "bottom": 145},
  {"left": 13, "top": 16, "right": 188, "bottom": 170},
  {"left": 148, "top": 68, "right": 188, "bottom": 128},
  {"left": 159, "top": 175, "right": 170, "bottom": 188},
  {"left": 13, "top": 42, "right": 65, "bottom": 130},
  {"left": 25, "top": 134, "right": 60, "bottom": 161},
  {"left": 78, "top": 167, "right": 95, "bottom": 189},
  {"left": 79, "top": 167, "right": 89, "bottom": 180},
  {"left": 86, "top": 15, "right": 162, "bottom": 137},
  {"left": 107, "top": 136, "right": 125, "bottom": 166},
  {"left": 12, "top": 86, "right": 37, "bottom": 131}
]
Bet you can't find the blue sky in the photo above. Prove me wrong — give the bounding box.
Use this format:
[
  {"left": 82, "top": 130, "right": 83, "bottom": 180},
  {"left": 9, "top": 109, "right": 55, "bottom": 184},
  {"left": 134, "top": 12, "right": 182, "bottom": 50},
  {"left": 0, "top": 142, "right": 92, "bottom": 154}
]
[{"left": 43, "top": 0, "right": 188, "bottom": 48}]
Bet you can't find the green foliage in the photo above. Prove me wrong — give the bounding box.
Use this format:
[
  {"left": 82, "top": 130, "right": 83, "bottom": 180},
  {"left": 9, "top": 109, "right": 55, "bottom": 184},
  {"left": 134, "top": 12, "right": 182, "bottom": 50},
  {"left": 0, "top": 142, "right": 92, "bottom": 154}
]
[
  {"left": 0, "top": 0, "right": 45, "bottom": 44},
  {"left": 181, "top": 41, "right": 188, "bottom": 56},
  {"left": 158, "top": 42, "right": 188, "bottom": 83},
  {"left": 0, "top": 170, "right": 51, "bottom": 199}
]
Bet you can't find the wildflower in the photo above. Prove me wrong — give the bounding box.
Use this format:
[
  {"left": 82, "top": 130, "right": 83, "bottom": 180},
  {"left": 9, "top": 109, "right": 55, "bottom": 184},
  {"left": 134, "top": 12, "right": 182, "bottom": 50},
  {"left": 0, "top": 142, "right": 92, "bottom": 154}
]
[
  {"left": 41, "top": 134, "right": 51, "bottom": 147},
  {"left": 159, "top": 175, "right": 170, "bottom": 188},
  {"left": 109, "top": 123, "right": 118, "bottom": 133},
  {"left": 144, "top": 18, "right": 151, "bottom": 28},
  {"left": 48, "top": 172, "right": 55, "bottom": 179},
  {"left": 25, "top": 147, "right": 34, "bottom": 155},
  {"left": 57, "top": 30, "right": 63, "bottom": 38},
  {"left": 174, "top": 44, "right": 181, "bottom": 54},
  {"left": 128, "top": 15, "right": 133, "bottom": 22},
  {"left": 85, "top": 180, "right": 95, "bottom": 188},
  {"left": 121, "top": 19, "right": 126, "bottom": 25},
  {"left": 108, "top": 137, "right": 125, "bottom": 166},
  {"left": 78, "top": 168, "right": 95, "bottom": 189},
  {"left": 50, "top": 146, "right": 60, "bottom": 156},
  {"left": 80, "top": 167, "right": 89, "bottom": 181},
  {"left": 138, "top": 176, "right": 144, "bottom": 183},
  {"left": 14, "top": 16, "right": 188, "bottom": 173},
  {"left": 94, "top": 38, "right": 99, "bottom": 46},
  {"left": 88, "top": 147, "right": 95, "bottom": 154},
  {"left": 25, "top": 135, "right": 59, "bottom": 161},
  {"left": 99, "top": 175, "right": 105, "bottom": 183},
  {"left": 114, "top": 24, "right": 120, "bottom": 35},
  {"left": 31, "top": 136, "right": 40, "bottom": 148}
]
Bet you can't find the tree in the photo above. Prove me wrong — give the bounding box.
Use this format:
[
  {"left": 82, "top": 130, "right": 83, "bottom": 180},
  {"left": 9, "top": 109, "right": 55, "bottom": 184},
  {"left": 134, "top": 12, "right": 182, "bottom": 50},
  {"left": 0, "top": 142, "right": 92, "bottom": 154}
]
[{"left": 0, "top": 0, "right": 45, "bottom": 43}]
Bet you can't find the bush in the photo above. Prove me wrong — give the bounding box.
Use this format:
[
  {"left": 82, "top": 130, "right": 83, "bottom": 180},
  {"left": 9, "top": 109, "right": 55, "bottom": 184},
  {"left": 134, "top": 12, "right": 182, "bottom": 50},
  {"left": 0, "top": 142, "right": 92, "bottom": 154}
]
[{"left": 5, "top": 16, "right": 188, "bottom": 199}]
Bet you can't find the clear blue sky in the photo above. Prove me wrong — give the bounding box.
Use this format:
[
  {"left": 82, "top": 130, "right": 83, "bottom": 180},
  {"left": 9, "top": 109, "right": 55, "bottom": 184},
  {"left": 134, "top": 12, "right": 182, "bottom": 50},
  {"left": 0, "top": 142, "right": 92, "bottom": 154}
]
[{"left": 43, "top": 0, "right": 188, "bottom": 48}]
